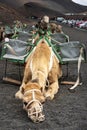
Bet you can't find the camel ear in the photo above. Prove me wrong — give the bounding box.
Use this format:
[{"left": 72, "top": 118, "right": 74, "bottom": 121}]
[
  {"left": 20, "top": 82, "right": 26, "bottom": 94},
  {"left": 15, "top": 90, "right": 23, "bottom": 100},
  {"left": 21, "top": 87, "right": 24, "bottom": 94}
]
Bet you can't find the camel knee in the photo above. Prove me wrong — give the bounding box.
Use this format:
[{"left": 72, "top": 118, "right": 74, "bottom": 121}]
[{"left": 45, "top": 82, "right": 59, "bottom": 100}]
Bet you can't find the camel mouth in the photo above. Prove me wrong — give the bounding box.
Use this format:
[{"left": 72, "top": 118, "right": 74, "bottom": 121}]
[
  {"left": 28, "top": 110, "right": 45, "bottom": 123},
  {"left": 23, "top": 99, "right": 45, "bottom": 123}
]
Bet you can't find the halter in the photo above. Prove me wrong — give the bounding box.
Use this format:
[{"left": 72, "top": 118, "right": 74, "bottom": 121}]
[{"left": 23, "top": 89, "right": 44, "bottom": 120}]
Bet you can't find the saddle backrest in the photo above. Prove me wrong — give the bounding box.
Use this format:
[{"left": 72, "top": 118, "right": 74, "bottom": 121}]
[
  {"left": 51, "top": 33, "right": 69, "bottom": 44},
  {"left": 56, "top": 41, "right": 86, "bottom": 62},
  {"left": 5, "top": 39, "right": 29, "bottom": 56},
  {"left": 18, "top": 31, "right": 32, "bottom": 42}
]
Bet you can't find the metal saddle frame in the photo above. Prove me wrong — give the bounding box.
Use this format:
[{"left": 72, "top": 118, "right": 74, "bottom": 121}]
[
  {"left": 0, "top": 32, "right": 35, "bottom": 85},
  {"left": 50, "top": 33, "right": 86, "bottom": 90},
  {"left": 0, "top": 30, "right": 86, "bottom": 90}
]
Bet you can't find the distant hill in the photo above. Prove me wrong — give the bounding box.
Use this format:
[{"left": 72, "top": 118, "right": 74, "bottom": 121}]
[
  {"left": 22, "top": 2, "right": 63, "bottom": 17},
  {"left": 0, "top": 0, "right": 87, "bottom": 25},
  {"left": 23, "top": 0, "right": 87, "bottom": 18},
  {"left": 0, "top": 3, "right": 29, "bottom": 25},
  {"left": 0, "top": 0, "right": 87, "bottom": 15}
]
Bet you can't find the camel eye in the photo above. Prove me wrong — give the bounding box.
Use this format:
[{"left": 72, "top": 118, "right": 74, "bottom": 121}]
[{"left": 23, "top": 102, "right": 28, "bottom": 106}]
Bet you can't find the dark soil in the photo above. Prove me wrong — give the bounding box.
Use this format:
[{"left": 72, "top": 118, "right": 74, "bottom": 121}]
[{"left": 0, "top": 25, "right": 87, "bottom": 130}]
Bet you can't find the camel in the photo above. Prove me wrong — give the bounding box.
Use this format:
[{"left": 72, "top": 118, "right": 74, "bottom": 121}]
[{"left": 15, "top": 38, "right": 62, "bottom": 123}]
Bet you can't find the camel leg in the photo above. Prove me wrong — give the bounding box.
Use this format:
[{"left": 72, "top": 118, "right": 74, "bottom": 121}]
[
  {"left": 45, "top": 80, "right": 59, "bottom": 100},
  {"left": 45, "top": 57, "right": 62, "bottom": 100}
]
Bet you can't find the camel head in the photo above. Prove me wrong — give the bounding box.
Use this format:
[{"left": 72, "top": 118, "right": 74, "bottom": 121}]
[{"left": 22, "top": 81, "right": 45, "bottom": 123}]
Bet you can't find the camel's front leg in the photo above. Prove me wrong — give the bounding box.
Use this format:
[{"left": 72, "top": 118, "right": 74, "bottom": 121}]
[
  {"left": 45, "top": 56, "right": 62, "bottom": 100},
  {"left": 45, "top": 80, "right": 59, "bottom": 100}
]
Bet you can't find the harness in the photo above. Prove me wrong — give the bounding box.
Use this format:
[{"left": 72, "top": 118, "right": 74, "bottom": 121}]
[{"left": 23, "top": 89, "right": 44, "bottom": 121}]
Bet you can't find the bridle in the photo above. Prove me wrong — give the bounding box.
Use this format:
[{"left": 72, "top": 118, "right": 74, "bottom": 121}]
[{"left": 23, "top": 89, "right": 44, "bottom": 120}]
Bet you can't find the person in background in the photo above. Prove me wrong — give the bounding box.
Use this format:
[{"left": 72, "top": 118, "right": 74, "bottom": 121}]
[
  {"left": 35, "top": 15, "right": 50, "bottom": 35},
  {"left": 32, "top": 15, "right": 50, "bottom": 43}
]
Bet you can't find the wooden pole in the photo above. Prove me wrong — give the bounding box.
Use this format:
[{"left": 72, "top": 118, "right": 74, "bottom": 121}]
[
  {"left": 61, "top": 81, "right": 82, "bottom": 85},
  {"left": 3, "top": 77, "right": 21, "bottom": 85}
]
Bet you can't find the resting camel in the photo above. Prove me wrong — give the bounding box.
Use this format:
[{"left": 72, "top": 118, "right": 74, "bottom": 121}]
[
  {"left": 49, "top": 23, "right": 63, "bottom": 33},
  {"left": 33, "top": 22, "right": 63, "bottom": 44},
  {"left": 15, "top": 38, "right": 62, "bottom": 123}
]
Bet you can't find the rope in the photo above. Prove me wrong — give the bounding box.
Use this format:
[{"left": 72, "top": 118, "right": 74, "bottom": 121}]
[{"left": 70, "top": 47, "right": 83, "bottom": 90}]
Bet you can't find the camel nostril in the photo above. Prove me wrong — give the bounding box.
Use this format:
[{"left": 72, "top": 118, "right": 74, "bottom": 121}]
[
  {"left": 34, "top": 120, "right": 40, "bottom": 123},
  {"left": 34, "top": 117, "right": 45, "bottom": 123},
  {"left": 23, "top": 102, "right": 28, "bottom": 106}
]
